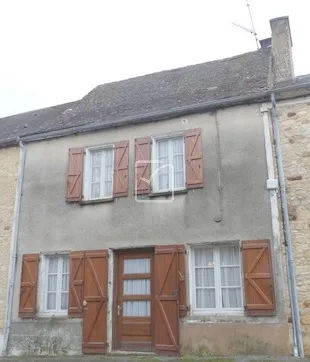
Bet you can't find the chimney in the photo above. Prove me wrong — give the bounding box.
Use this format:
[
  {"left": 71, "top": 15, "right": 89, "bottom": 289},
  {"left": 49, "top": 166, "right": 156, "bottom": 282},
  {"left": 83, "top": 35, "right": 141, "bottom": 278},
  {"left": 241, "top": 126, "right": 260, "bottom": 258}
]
[{"left": 270, "top": 16, "right": 294, "bottom": 84}]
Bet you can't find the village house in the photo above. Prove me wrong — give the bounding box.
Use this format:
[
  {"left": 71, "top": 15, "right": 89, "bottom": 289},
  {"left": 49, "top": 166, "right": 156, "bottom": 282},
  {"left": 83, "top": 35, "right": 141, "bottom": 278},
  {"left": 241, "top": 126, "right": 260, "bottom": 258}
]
[{"left": 0, "top": 15, "right": 309, "bottom": 358}]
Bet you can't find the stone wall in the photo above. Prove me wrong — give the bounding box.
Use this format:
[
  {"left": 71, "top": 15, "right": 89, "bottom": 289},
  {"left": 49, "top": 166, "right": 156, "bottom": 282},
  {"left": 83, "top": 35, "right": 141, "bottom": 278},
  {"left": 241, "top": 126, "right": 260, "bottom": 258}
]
[
  {"left": 277, "top": 100, "right": 310, "bottom": 355},
  {"left": 0, "top": 147, "right": 19, "bottom": 351}
]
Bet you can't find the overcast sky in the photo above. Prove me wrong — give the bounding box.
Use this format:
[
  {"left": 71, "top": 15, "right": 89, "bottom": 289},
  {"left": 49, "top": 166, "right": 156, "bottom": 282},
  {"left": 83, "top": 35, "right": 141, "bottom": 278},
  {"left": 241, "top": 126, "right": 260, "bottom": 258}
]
[{"left": 0, "top": 0, "right": 309, "bottom": 118}]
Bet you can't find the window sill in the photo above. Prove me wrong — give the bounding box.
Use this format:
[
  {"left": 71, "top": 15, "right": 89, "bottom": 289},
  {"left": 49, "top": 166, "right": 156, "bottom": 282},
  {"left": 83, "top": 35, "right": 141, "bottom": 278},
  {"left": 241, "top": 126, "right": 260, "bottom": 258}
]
[
  {"left": 149, "top": 189, "right": 188, "bottom": 198},
  {"left": 80, "top": 197, "right": 114, "bottom": 205}
]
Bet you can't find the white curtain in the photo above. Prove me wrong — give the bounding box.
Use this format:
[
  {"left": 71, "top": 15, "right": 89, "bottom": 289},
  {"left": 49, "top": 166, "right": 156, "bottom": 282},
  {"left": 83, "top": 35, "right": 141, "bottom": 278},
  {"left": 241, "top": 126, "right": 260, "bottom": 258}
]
[
  {"left": 220, "top": 247, "right": 241, "bottom": 308},
  {"left": 194, "top": 248, "right": 215, "bottom": 308},
  {"left": 124, "top": 280, "right": 150, "bottom": 295},
  {"left": 157, "top": 140, "right": 169, "bottom": 190},
  {"left": 47, "top": 257, "right": 58, "bottom": 310},
  {"left": 61, "top": 256, "right": 69, "bottom": 310},
  {"left": 123, "top": 301, "right": 150, "bottom": 317},
  {"left": 90, "top": 148, "right": 113, "bottom": 198},
  {"left": 173, "top": 137, "right": 184, "bottom": 188},
  {"left": 124, "top": 258, "right": 150, "bottom": 274}
]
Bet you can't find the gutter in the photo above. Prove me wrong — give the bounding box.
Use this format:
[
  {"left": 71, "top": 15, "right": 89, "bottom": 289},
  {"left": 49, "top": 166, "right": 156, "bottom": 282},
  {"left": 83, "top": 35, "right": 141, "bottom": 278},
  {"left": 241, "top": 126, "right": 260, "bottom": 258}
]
[
  {"left": 2, "top": 141, "right": 26, "bottom": 356},
  {"left": 0, "top": 79, "right": 310, "bottom": 148},
  {"left": 270, "top": 92, "right": 304, "bottom": 358}
]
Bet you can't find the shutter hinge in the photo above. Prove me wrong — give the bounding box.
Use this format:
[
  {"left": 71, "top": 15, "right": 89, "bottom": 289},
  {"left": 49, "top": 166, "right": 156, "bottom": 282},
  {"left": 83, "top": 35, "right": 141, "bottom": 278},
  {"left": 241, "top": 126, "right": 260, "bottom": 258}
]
[
  {"left": 106, "top": 342, "right": 109, "bottom": 348},
  {"left": 186, "top": 305, "right": 191, "bottom": 312}
]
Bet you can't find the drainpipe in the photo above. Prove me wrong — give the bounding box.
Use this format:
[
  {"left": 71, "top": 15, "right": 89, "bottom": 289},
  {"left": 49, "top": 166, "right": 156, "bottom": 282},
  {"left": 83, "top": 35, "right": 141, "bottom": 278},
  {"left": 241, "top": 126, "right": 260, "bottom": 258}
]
[
  {"left": 270, "top": 93, "right": 304, "bottom": 358},
  {"left": 2, "top": 141, "right": 26, "bottom": 356}
]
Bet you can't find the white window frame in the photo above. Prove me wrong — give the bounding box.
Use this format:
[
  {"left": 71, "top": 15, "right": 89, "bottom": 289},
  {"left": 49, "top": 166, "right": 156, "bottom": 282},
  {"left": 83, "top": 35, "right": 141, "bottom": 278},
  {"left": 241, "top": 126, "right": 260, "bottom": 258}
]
[
  {"left": 83, "top": 144, "right": 115, "bottom": 201},
  {"left": 189, "top": 243, "right": 244, "bottom": 316},
  {"left": 38, "top": 253, "right": 69, "bottom": 317},
  {"left": 151, "top": 133, "right": 186, "bottom": 193}
]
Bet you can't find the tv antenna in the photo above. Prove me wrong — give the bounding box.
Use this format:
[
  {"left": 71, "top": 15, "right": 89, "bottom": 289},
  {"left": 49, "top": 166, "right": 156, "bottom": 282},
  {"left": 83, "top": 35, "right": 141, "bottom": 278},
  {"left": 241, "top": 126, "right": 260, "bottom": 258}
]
[{"left": 233, "top": 0, "right": 259, "bottom": 49}]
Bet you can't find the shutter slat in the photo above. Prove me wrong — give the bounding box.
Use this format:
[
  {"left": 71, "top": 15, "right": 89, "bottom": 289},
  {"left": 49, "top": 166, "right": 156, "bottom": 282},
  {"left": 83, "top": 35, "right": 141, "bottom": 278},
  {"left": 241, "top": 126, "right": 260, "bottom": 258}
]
[
  {"left": 135, "top": 137, "right": 151, "bottom": 195},
  {"left": 68, "top": 251, "right": 85, "bottom": 318},
  {"left": 113, "top": 140, "right": 129, "bottom": 197},
  {"left": 154, "top": 244, "right": 187, "bottom": 355},
  {"left": 184, "top": 128, "right": 203, "bottom": 189},
  {"left": 242, "top": 239, "right": 276, "bottom": 316},
  {"left": 66, "top": 147, "right": 84, "bottom": 202},
  {"left": 19, "top": 254, "right": 39, "bottom": 318}
]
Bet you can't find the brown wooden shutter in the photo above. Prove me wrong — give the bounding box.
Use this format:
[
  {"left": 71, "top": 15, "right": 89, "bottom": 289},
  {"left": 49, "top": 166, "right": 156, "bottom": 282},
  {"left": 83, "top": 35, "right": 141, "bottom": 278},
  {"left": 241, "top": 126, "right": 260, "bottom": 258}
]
[
  {"left": 82, "top": 250, "right": 108, "bottom": 354},
  {"left": 68, "top": 251, "right": 85, "bottom": 318},
  {"left": 135, "top": 137, "right": 151, "bottom": 195},
  {"left": 113, "top": 140, "right": 129, "bottom": 197},
  {"left": 177, "top": 246, "right": 187, "bottom": 318},
  {"left": 242, "top": 239, "right": 276, "bottom": 316},
  {"left": 154, "top": 245, "right": 187, "bottom": 355},
  {"left": 184, "top": 128, "right": 203, "bottom": 189},
  {"left": 66, "top": 147, "right": 84, "bottom": 202},
  {"left": 19, "top": 254, "right": 40, "bottom": 318}
]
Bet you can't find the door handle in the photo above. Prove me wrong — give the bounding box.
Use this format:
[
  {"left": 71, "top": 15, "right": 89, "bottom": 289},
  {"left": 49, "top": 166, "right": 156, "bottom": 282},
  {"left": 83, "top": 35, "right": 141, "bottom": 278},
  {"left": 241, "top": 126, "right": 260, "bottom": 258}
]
[
  {"left": 83, "top": 300, "right": 88, "bottom": 307},
  {"left": 117, "top": 305, "right": 122, "bottom": 316}
]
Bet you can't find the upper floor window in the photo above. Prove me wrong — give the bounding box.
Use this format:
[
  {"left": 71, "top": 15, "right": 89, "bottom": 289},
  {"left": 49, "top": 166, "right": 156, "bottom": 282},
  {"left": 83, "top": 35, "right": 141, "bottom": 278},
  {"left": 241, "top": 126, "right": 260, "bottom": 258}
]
[
  {"left": 84, "top": 146, "right": 114, "bottom": 200},
  {"left": 192, "top": 245, "right": 243, "bottom": 314},
  {"left": 153, "top": 136, "right": 185, "bottom": 192},
  {"left": 44, "top": 254, "right": 69, "bottom": 314}
]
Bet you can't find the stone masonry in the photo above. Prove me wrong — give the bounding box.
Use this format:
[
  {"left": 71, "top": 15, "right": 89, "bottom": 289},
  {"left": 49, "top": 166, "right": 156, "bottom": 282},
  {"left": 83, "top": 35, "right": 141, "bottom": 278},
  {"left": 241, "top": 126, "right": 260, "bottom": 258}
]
[
  {"left": 0, "top": 147, "right": 19, "bottom": 350},
  {"left": 277, "top": 100, "right": 310, "bottom": 355}
]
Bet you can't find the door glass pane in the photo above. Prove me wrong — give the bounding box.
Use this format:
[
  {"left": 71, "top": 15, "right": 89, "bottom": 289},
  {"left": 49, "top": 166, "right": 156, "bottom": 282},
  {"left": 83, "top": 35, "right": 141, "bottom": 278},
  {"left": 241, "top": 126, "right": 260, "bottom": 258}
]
[
  {"left": 123, "top": 301, "right": 150, "bottom": 316},
  {"left": 124, "top": 279, "right": 150, "bottom": 295},
  {"left": 124, "top": 258, "right": 150, "bottom": 274}
]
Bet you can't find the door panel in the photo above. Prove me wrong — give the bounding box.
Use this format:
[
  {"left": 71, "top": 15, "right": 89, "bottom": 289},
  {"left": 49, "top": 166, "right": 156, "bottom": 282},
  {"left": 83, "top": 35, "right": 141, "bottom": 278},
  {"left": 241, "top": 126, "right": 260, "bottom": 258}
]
[
  {"left": 116, "top": 250, "right": 153, "bottom": 351},
  {"left": 82, "top": 250, "right": 108, "bottom": 354}
]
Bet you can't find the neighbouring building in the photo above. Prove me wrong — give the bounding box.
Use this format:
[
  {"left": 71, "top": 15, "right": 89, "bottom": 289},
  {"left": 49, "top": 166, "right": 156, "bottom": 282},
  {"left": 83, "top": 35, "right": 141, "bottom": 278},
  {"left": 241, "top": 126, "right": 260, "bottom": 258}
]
[
  {"left": 0, "top": 15, "right": 308, "bottom": 358},
  {"left": 275, "top": 76, "right": 310, "bottom": 355},
  {"left": 0, "top": 145, "right": 19, "bottom": 354}
]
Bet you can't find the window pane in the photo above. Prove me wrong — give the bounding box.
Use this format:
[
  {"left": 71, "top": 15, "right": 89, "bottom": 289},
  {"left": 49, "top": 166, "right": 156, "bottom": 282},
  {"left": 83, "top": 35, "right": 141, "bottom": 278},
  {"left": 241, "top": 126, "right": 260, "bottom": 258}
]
[
  {"left": 61, "top": 292, "right": 68, "bottom": 310},
  {"left": 47, "top": 293, "right": 56, "bottom": 310},
  {"left": 158, "top": 174, "right": 169, "bottom": 190},
  {"left": 173, "top": 139, "right": 184, "bottom": 188},
  {"left": 91, "top": 183, "right": 100, "bottom": 198},
  {"left": 123, "top": 301, "right": 150, "bottom": 316},
  {"left": 173, "top": 137, "right": 183, "bottom": 155},
  {"left": 195, "top": 268, "right": 215, "bottom": 287},
  {"left": 48, "top": 275, "right": 57, "bottom": 292},
  {"left": 124, "top": 258, "right": 150, "bottom": 274},
  {"left": 195, "top": 248, "right": 213, "bottom": 267},
  {"left": 92, "top": 151, "right": 102, "bottom": 166},
  {"left": 221, "top": 267, "right": 241, "bottom": 287},
  {"left": 196, "top": 289, "right": 215, "bottom": 308},
  {"left": 92, "top": 167, "right": 101, "bottom": 183},
  {"left": 124, "top": 279, "right": 150, "bottom": 295},
  {"left": 48, "top": 257, "right": 58, "bottom": 273},
  {"left": 222, "top": 288, "right": 242, "bottom": 308},
  {"left": 158, "top": 140, "right": 168, "bottom": 158},
  {"left": 220, "top": 246, "right": 240, "bottom": 265}
]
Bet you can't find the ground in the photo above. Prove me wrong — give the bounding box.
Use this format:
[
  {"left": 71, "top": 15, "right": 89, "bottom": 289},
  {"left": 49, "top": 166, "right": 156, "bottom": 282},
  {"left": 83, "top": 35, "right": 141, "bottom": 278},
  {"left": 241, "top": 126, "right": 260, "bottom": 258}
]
[{"left": 1, "top": 356, "right": 310, "bottom": 362}]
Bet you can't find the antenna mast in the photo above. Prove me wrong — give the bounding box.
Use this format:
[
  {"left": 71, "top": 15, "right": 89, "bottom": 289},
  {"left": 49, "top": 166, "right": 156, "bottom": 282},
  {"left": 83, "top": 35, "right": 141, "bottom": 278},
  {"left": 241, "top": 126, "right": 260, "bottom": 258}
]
[
  {"left": 246, "top": 0, "right": 259, "bottom": 49},
  {"left": 232, "top": 0, "right": 260, "bottom": 50}
]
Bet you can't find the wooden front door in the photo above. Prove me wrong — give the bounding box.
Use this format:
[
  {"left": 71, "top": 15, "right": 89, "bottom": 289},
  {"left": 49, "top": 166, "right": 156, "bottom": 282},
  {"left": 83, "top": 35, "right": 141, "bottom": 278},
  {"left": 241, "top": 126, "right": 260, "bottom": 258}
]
[
  {"left": 115, "top": 250, "right": 153, "bottom": 351},
  {"left": 82, "top": 250, "right": 108, "bottom": 354}
]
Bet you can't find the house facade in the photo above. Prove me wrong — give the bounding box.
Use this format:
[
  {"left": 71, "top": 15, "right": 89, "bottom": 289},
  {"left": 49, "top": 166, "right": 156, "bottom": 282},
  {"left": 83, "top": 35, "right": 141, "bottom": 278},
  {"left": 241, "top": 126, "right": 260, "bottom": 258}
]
[{"left": 0, "top": 15, "right": 305, "bottom": 357}]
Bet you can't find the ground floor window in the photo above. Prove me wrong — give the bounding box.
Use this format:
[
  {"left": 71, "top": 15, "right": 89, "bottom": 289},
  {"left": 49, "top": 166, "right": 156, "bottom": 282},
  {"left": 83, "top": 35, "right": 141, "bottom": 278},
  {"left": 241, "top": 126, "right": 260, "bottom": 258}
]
[
  {"left": 43, "top": 254, "right": 69, "bottom": 314},
  {"left": 191, "top": 244, "right": 243, "bottom": 314}
]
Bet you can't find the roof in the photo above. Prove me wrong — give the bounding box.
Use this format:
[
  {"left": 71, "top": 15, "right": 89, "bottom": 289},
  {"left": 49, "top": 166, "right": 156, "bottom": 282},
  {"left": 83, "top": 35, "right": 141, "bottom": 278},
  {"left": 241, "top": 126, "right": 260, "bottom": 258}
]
[
  {"left": 0, "top": 48, "right": 272, "bottom": 142},
  {"left": 0, "top": 102, "right": 76, "bottom": 141}
]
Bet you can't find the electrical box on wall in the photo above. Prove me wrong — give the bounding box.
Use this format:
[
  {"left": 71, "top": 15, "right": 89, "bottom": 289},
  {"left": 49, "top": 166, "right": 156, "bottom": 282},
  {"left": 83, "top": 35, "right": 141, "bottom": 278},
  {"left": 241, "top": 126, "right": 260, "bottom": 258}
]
[{"left": 266, "top": 179, "right": 279, "bottom": 190}]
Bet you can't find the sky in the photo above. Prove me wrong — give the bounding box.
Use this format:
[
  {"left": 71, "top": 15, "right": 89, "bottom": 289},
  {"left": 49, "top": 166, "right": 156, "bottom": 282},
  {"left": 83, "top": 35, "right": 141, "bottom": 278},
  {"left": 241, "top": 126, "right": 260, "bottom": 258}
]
[{"left": 0, "top": 0, "right": 309, "bottom": 118}]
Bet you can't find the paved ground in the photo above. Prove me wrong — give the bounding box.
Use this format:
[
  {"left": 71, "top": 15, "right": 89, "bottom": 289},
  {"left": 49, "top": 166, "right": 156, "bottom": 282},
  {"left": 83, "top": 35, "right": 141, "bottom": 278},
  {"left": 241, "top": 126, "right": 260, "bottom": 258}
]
[{"left": 1, "top": 356, "right": 310, "bottom": 362}]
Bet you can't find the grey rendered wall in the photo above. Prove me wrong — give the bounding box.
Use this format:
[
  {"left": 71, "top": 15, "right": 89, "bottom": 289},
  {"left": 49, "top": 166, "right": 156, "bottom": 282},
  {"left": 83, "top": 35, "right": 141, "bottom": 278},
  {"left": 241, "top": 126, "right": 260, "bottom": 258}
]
[{"left": 9, "top": 104, "right": 276, "bottom": 355}]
